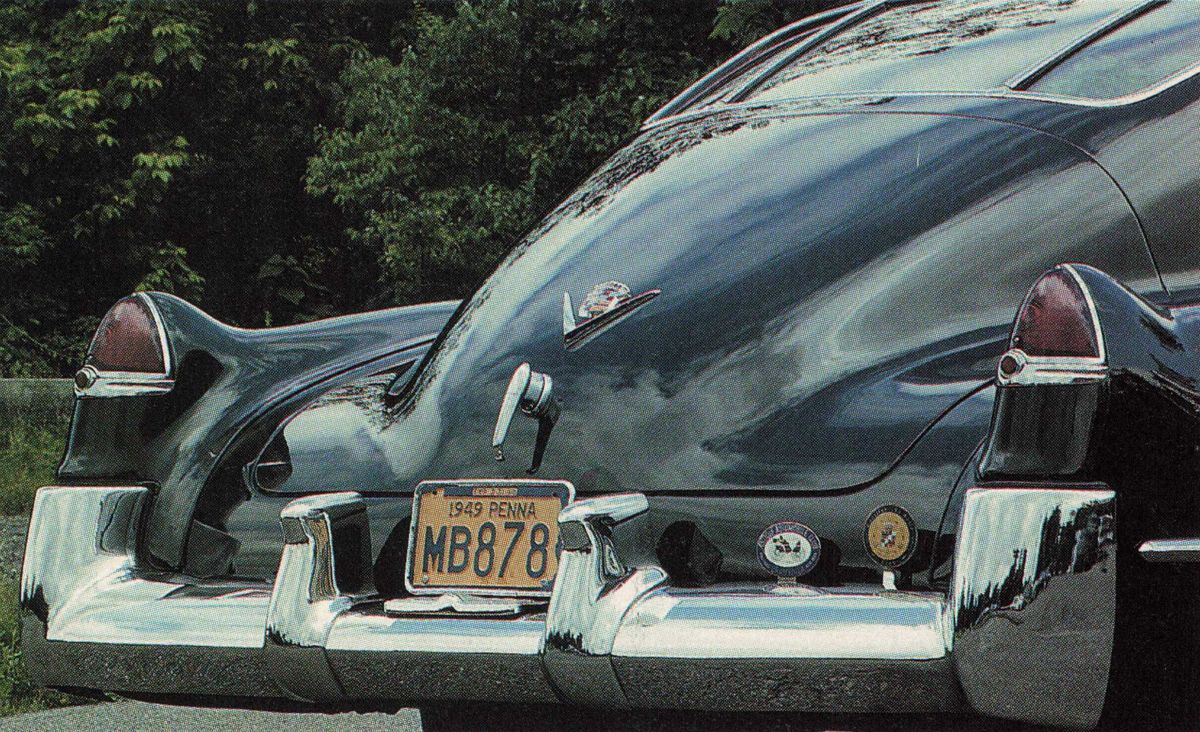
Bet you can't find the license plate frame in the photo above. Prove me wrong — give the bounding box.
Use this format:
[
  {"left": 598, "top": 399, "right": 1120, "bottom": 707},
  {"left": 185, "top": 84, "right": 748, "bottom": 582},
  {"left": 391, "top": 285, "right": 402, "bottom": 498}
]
[{"left": 404, "top": 479, "right": 575, "bottom": 598}]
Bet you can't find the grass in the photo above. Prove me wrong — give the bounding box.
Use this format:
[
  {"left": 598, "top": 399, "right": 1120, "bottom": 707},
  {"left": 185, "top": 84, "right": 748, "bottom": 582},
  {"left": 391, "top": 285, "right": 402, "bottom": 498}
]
[
  {"left": 0, "top": 418, "right": 85, "bottom": 717},
  {"left": 0, "top": 579, "right": 77, "bottom": 717},
  {"left": 0, "top": 422, "right": 64, "bottom": 518}
]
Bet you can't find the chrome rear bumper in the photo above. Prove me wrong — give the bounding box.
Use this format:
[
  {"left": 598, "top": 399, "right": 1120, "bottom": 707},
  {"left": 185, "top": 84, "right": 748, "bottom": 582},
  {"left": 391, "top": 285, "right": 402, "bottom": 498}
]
[{"left": 21, "top": 484, "right": 1115, "bottom": 727}]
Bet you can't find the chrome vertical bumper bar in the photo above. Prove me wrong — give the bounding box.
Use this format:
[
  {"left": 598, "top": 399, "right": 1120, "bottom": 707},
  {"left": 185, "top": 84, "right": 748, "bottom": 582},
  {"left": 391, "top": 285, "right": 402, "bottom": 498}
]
[
  {"left": 20, "top": 483, "right": 1116, "bottom": 726},
  {"left": 948, "top": 487, "right": 1116, "bottom": 730},
  {"left": 266, "top": 492, "right": 374, "bottom": 701},
  {"left": 544, "top": 494, "right": 666, "bottom": 707}
]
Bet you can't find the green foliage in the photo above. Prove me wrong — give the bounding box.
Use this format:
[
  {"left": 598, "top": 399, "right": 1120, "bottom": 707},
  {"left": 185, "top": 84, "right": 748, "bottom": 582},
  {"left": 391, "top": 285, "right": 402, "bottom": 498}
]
[
  {"left": 712, "top": 0, "right": 844, "bottom": 46},
  {"left": 306, "top": 1, "right": 723, "bottom": 302},
  {"left": 0, "top": 421, "right": 64, "bottom": 517},
  {"left": 0, "top": 577, "right": 79, "bottom": 716},
  {"left": 1, "top": 0, "right": 837, "bottom": 376}
]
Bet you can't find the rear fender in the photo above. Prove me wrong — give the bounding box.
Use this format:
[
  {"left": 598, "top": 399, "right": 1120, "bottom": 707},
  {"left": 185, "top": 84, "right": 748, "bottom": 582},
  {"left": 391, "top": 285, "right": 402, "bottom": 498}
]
[{"left": 59, "top": 293, "right": 459, "bottom": 568}]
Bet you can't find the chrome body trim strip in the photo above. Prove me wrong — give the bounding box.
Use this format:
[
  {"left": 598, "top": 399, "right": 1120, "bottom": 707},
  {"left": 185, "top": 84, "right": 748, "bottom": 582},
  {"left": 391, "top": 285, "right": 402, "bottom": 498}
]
[
  {"left": 1064, "top": 264, "right": 1107, "bottom": 359},
  {"left": 1139, "top": 538, "right": 1200, "bottom": 562},
  {"left": 20, "top": 484, "right": 1118, "bottom": 725},
  {"left": 562, "top": 289, "right": 661, "bottom": 352},
  {"left": 996, "top": 348, "right": 1108, "bottom": 386},
  {"left": 728, "top": 0, "right": 891, "bottom": 104},
  {"left": 645, "top": 0, "right": 1200, "bottom": 131},
  {"left": 643, "top": 2, "right": 866, "bottom": 125},
  {"left": 1006, "top": 0, "right": 1167, "bottom": 90}
]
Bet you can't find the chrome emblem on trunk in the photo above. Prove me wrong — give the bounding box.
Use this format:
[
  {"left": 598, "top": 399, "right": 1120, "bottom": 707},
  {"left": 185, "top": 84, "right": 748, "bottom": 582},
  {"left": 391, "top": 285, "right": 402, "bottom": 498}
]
[{"left": 562, "top": 281, "right": 661, "bottom": 352}]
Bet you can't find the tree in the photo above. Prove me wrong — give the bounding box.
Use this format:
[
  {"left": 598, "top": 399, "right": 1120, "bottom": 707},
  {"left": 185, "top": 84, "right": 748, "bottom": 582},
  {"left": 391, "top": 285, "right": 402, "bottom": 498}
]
[{"left": 1, "top": 0, "right": 836, "bottom": 376}]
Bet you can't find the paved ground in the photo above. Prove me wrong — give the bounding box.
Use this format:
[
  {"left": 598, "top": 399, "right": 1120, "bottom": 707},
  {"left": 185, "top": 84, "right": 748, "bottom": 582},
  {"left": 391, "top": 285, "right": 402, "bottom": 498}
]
[
  {"left": 4, "top": 702, "right": 1027, "bottom": 731},
  {"left": 3, "top": 700, "right": 421, "bottom": 731}
]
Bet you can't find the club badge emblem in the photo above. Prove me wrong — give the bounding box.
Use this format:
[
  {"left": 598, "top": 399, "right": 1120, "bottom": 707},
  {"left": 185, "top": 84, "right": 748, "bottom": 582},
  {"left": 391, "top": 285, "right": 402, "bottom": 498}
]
[
  {"left": 864, "top": 505, "right": 917, "bottom": 569},
  {"left": 756, "top": 521, "right": 821, "bottom": 580}
]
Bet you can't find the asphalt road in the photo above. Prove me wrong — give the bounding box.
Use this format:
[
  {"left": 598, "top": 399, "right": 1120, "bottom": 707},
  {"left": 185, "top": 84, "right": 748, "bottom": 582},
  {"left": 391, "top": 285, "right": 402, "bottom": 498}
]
[
  {"left": 3, "top": 701, "right": 421, "bottom": 731},
  {"left": 4, "top": 702, "right": 1028, "bottom": 732}
]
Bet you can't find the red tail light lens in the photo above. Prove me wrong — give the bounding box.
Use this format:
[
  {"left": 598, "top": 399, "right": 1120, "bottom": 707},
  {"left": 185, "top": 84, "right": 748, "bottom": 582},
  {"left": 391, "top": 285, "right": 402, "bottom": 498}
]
[
  {"left": 85, "top": 296, "right": 166, "bottom": 374},
  {"left": 1011, "top": 267, "right": 1100, "bottom": 359}
]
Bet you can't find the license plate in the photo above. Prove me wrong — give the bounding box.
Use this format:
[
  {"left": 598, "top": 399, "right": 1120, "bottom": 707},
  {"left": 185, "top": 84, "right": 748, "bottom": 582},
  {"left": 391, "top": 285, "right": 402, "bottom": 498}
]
[{"left": 406, "top": 479, "right": 574, "bottom": 597}]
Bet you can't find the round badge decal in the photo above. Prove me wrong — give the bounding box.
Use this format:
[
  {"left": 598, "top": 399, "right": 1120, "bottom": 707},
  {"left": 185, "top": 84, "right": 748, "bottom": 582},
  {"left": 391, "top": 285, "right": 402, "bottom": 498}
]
[
  {"left": 864, "top": 505, "right": 917, "bottom": 569},
  {"left": 757, "top": 522, "right": 821, "bottom": 579}
]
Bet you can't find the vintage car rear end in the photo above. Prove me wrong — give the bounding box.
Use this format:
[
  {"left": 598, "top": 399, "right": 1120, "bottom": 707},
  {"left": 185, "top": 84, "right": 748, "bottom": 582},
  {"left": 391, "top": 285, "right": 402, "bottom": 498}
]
[{"left": 20, "top": 1, "right": 1200, "bottom": 728}]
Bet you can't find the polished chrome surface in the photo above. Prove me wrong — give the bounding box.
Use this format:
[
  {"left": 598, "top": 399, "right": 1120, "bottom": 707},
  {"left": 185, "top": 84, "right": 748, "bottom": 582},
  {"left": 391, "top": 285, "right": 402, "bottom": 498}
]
[
  {"left": 21, "top": 485, "right": 269, "bottom": 648},
  {"left": 492, "top": 362, "right": 530, "bottom": 460},
  {"left": 1063, "top": 264, "right": 1108, "bottom": 357},
  {"left": 324, "top": 606, "right": 554, "bottom": 703},
  {"left": 562, "top": 292, "right": 577, "bottom": 334},
  {"left": 326, "top": 608, "right": 545, "bottom": 655},
  {"left": 558, "top": 492, "right": 649, "bottom": 527},
  {"left": 544, "top": 492, "right": 663, "bottom": 707},
  {"left": 1139, "top": 538, "right": 1200, "bottom": 562},
  {"left": 266, "top": 491, "right": 374, "bottom": 701},
  {"left": 268, "top": 491, "right": 373, "bottom": 646},
  {"left": 996, "top": 348, "right": 1108, "bottom": 386},
  {"left": 20, "top": 485, "right": 1121, "bottom": 724},
  {"left": 613, "top": 584, "right": 946, "bottom": 660},
  {"left": 559, "top": 286, "right": 662, "bottom": 352},
  {"left": 75, "top": 292, "right": 176, "bottom": 398},
  {"left": 949, "top": 486, "right": 1116, "bottom": 729},
  {"left": 491, "top": 363, "right": 554, "bottom": 461},
  {"left": 383, "top": 593, "right": 540, "bottom": 616}
]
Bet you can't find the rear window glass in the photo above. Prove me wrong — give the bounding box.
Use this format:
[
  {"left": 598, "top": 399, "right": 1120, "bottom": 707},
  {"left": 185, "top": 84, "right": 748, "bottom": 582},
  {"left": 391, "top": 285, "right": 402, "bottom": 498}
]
[
  {"left": 1030, "top": 2, "right": 1200, "bottom": 99},
  {"left": 744, "top": 0, "right": 1128, "bottom": 102}
]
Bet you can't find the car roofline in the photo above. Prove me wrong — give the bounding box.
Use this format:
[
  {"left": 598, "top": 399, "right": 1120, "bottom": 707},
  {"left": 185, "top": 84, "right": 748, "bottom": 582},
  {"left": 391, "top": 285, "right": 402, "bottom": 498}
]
[{"left": 645, "top": 0, "right": 1196, "bottom": 131}]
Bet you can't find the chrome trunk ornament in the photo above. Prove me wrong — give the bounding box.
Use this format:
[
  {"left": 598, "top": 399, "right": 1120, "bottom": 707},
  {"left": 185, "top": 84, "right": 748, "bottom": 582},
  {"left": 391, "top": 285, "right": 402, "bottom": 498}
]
[
  {"left": 562, "top": 281, "right": 661, "bottom": 352},
  {"left": 492, "top": 362, "right": 559, "bottom": 472}
]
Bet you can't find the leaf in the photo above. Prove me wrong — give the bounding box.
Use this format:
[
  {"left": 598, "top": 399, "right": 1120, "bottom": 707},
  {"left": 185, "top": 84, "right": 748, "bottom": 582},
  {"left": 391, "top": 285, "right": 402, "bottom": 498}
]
[{"left": 278, "top": 285, "right": 304, "bottom": 305}]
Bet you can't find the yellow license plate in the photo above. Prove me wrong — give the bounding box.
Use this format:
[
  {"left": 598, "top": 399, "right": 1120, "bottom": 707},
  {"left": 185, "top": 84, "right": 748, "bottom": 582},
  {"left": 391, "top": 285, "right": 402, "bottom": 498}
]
[{"left": 406, "top": 480, "right": 574, "bottom": 597}]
